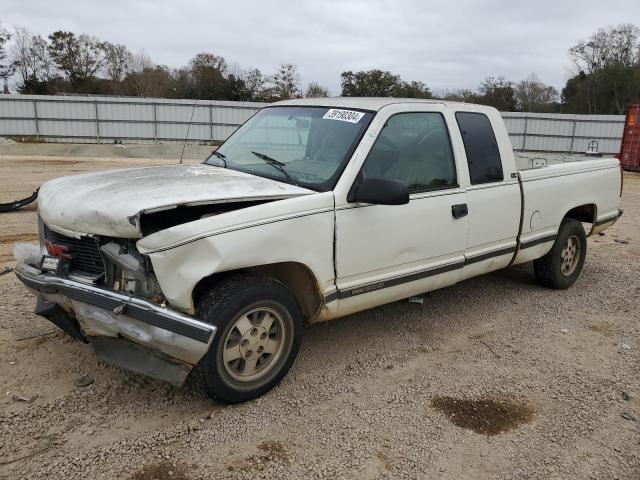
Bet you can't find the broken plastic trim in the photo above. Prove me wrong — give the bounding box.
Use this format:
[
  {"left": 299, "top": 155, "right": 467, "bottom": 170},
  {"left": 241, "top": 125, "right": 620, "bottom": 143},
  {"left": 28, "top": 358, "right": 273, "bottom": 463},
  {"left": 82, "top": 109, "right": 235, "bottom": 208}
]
[
  {"left": 101, "top": 242, "right": 147, "bottom": 280},
  {"left": 91, "top": 336, "right": 193, "bottom": 387},
  {"left": 0, "top": 189, "right": 39, "bottom": 213}
]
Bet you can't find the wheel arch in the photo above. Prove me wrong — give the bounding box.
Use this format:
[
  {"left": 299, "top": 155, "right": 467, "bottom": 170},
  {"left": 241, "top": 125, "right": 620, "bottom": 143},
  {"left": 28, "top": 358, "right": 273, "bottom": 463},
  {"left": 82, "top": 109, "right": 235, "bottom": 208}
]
[
  {"left": 563, "top": 203, "right": 597, "bottom": 236},
  {"left": 192, "top": 261, "right": 323, "bottom": 321}
]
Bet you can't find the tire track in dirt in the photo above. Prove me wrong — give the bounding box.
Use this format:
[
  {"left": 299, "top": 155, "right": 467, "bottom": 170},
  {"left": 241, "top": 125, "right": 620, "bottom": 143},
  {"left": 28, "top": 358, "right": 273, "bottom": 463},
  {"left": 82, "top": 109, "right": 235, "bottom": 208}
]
[{"left": 0, "top": 233, "right": 39, "bottom": 244}]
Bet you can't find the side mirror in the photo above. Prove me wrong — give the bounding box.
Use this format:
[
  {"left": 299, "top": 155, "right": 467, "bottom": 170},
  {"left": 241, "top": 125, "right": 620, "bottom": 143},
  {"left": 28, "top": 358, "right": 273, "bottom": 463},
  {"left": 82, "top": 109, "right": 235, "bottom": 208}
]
[{"left": 349, "top": 177, "right": 409, "bottom": 206}]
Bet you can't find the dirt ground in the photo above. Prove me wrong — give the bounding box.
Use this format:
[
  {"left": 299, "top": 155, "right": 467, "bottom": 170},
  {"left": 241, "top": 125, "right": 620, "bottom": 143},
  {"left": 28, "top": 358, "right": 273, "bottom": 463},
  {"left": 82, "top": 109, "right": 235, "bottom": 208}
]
[{"left": 0, "top": 145, "right": 639, "bottom": 480}]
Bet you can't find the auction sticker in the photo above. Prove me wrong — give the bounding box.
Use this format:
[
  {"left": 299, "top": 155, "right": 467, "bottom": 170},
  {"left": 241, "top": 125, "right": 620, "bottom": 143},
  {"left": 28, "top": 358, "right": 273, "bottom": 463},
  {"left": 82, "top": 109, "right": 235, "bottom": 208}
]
[{"left": 322, "top": 109, "right": 365, "bottom": 123}]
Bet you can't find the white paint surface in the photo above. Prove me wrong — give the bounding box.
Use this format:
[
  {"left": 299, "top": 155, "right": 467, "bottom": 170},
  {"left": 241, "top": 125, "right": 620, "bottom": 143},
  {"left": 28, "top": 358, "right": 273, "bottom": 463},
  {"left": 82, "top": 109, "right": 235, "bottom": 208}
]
[{"left": 38, "top": 164, "right": 313, "bottom": 238}]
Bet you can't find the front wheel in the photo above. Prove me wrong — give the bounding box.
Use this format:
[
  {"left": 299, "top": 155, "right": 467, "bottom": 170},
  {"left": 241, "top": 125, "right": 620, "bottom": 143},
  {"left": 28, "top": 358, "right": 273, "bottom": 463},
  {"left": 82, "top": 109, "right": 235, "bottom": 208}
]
[
  {"left": 533, "top": 218, "right": 587, "bottom": 289},
  {"left": 193, "top": 276, "right": 302, "bottom": 403}
]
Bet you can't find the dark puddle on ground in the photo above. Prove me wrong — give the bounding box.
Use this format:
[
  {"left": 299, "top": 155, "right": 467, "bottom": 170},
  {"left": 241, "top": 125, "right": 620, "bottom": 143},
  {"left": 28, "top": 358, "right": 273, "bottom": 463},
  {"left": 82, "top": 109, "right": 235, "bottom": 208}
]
[{"left": 431, "top": 396, "right": 536, "bottom": 435}]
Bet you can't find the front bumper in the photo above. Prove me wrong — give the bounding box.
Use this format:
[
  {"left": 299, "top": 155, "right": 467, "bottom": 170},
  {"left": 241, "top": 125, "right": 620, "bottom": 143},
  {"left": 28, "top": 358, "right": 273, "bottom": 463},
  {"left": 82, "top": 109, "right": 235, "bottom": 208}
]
[{"left": 15, "top": 263, "right": 216, "bottom": 386}]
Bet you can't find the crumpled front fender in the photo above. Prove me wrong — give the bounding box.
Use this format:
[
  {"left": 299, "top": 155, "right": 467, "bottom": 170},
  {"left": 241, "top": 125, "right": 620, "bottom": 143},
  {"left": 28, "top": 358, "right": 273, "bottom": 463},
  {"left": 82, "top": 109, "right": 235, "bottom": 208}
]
[
  {"left": 141, "top": 193, "right": 336, "bottom": 315},
  {"left": 146, "top": 239, "right": 223, "bottom": 313}
]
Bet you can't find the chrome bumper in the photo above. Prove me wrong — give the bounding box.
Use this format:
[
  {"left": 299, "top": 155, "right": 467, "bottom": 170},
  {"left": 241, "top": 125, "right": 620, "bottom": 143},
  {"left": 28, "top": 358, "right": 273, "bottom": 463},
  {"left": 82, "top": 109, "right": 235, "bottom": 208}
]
[{"left": 15, "top": 263, "right": 216, "bottom": 385}]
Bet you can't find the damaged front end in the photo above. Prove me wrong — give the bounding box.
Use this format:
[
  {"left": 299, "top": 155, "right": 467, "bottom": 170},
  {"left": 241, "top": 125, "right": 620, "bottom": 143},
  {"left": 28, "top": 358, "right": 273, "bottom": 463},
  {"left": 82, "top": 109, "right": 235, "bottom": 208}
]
[
  {"left": 19, "top": 163, "right": 318, "bottom": 387},
  {"left": 15, "top": 223, "right": 216, "bottom": 386}
]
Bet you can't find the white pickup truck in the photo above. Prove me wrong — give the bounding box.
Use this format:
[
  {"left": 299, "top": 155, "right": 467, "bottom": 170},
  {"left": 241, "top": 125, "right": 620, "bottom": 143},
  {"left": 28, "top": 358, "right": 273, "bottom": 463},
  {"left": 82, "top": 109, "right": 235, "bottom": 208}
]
[{"left": 15, "top": 98, "right": 623, "bottom": 403}]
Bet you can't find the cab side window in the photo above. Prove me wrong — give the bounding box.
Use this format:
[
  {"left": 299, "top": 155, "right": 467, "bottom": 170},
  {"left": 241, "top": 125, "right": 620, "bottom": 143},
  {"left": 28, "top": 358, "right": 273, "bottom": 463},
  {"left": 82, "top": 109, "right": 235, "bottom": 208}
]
[
  {"left": 455, "top": 112, "right": 504, "bottom": 184},
  {"left": 361, "top": 112, "right": 457, "bottom": 193}
]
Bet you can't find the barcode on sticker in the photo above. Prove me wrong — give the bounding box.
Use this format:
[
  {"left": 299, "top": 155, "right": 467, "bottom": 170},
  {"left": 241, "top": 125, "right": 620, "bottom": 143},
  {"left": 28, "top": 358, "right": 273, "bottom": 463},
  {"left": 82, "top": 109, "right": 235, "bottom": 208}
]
[{"left": 322, "top": 109, "right": 365, "bottom": 123}]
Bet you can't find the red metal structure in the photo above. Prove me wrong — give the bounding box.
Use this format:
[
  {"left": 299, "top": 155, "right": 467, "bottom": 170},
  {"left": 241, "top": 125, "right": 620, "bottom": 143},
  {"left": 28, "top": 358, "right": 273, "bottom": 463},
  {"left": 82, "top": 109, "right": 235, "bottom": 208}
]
[{"left": 619, "top": 104, "right": 640, "bottom": 172}]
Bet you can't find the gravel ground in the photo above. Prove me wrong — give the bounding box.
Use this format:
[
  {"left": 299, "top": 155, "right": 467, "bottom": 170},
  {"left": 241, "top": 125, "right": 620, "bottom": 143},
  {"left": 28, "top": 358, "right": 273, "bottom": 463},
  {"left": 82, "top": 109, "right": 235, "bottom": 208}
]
[{"left": 0, "top": 146, "right": 639, "bottom": 480}]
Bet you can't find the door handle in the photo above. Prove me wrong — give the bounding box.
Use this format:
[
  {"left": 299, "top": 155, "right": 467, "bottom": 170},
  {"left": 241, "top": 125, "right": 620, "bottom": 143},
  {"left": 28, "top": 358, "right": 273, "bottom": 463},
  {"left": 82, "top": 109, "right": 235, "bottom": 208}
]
[{"left": 452, "top": 203, "right": 468, "bottom": 219}]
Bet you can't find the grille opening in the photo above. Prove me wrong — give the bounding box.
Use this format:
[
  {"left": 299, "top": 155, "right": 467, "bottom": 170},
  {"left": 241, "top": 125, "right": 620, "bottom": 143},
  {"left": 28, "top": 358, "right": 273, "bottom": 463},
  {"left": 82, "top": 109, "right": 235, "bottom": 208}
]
[{"left": 45, "top": 227, "right": 106, "bottom": 277}]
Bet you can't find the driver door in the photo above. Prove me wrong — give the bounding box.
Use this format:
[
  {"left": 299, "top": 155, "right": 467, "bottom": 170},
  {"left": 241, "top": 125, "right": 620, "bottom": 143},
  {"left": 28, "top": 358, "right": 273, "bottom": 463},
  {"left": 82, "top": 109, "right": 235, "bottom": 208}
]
[{"left": 334, "top": 107, "right": 469, "bottom": 316}]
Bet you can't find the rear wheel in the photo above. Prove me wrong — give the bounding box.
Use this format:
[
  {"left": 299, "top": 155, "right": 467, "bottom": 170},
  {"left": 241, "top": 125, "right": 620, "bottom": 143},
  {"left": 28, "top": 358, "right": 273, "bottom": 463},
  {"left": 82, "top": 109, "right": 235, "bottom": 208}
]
[
  {"left": 533, "top": 218, "right": 587, "bottom": 289},
  {"left": 193, "top": 276, "right": 302, "bottom": 403}
]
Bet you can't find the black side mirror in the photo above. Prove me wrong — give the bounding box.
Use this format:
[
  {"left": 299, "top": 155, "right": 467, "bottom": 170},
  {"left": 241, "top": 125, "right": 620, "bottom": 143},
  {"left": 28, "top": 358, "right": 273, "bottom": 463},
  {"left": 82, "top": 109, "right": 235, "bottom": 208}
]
[{"left": 349, "top": 177, "right": 409, "bottom": 205}]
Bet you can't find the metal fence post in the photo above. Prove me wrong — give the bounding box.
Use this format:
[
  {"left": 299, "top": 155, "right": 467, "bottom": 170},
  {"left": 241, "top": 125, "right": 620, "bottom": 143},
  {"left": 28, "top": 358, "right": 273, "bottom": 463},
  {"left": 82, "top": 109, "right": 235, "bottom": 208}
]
[
  {"left": 522, "top": 116, "right": 528, "bottom": 151},
  {"left": 209, "top": 104, "right": 214, "bottom": 144},
  {"left": 152, "top": 102, "right": 158, "bottom": 142},
  {"left": 569, "top": 119, "right": 577, "bottom": 155},
  {"left": 94, "top": 100, "right": 101, "bottom": 143},
  {"left": 33, "top": 99, "right": 40, "bottom": 141}
]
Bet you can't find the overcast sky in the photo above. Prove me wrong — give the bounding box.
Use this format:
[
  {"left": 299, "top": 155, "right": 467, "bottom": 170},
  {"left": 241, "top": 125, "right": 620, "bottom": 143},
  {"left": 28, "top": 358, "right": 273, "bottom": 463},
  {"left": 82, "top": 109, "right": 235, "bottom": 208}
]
[{"left": 3, "top": 0, "right": 640, "bottom": 94}]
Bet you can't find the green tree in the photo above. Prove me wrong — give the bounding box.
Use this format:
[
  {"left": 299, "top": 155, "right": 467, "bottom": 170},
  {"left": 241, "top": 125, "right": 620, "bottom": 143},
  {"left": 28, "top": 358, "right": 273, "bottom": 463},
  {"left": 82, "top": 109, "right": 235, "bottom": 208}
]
[
  {"left": 563, "top": 24, "right": 640, "bottom": 114},
  {"left": 476, "top": 76, "right": 517, "bottom": 111},
  {"left": 562, "top": 65, "right": 640, "bottom": 114},
  {"left": 341, "top": 69, "right": 400, "bottom": 96},
  {"left": 187, "top": 52, "right": 227, "bottom": 99},
  {"left": 394, "top": 80, "right": 432, "bottom": 99},
  {"left": 47, "top": 31, "right": 108, "bottom": 91},
  {"left": 341, "top": 70, "right": 432, "bottom": 98},
  {"left": 222, "top": 73, "right": 250, "bottom": 101}
]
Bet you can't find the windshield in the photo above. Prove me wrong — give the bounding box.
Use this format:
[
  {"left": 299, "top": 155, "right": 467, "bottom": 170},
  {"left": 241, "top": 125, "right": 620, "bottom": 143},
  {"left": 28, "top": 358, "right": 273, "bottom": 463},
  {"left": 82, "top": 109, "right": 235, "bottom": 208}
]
[{"left": 204, "top": 106, "right": 374, "bottom": 191}]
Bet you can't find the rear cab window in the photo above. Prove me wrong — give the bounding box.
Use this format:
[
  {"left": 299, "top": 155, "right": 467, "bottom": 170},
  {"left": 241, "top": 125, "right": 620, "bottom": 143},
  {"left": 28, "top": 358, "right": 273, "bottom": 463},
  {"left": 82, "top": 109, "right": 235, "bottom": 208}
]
[{"left": 455, "top": 112, "right": 504, "bottom": 184}]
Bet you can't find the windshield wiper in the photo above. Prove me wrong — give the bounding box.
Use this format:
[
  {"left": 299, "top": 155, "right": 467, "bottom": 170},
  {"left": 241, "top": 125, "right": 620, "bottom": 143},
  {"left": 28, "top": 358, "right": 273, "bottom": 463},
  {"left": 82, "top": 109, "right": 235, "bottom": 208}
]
[
  {"left": 251, "top": 151, "right": 293, "bottom": 181},
  {"left": 210, "top": 150, "right": 227, "bottom": 167}
]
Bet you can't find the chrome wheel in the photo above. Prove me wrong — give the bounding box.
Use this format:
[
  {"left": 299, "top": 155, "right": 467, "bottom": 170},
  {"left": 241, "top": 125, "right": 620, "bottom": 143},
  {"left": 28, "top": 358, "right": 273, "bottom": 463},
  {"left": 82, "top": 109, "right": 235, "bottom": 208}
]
[
  {"left": 222, "top": 307, "right": 286, "bottom": 382},
  {"left": 560, "top": 235, "right": 581, "bottom": 276}
]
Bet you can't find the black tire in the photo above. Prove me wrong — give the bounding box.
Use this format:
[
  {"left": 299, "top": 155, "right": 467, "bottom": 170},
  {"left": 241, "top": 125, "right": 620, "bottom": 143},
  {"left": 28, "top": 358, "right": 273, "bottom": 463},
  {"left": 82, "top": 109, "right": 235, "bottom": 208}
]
[
  {"left": 533, "top": 218, "right": 587, "bottom": 289},
  {"left": 192, "top": 275, "right": 302, "bottom": 403}
]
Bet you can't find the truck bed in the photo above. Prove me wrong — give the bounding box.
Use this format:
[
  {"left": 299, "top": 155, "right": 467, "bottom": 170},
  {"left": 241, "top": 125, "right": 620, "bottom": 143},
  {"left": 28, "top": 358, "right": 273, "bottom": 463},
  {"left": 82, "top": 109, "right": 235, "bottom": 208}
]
[
  {"left": 511, "top": 152, "right": 622, "bottom": 266},
  {"left": 515, "top": 152, "right": 615, "bottom": 170}
]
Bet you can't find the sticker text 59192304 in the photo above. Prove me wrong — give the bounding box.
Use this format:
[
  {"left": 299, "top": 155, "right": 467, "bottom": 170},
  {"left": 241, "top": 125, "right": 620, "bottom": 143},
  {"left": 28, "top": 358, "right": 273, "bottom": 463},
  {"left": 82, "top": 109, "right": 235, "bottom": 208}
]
[{"left": 322, "top": 109, "right": 365, "bottom": 124}]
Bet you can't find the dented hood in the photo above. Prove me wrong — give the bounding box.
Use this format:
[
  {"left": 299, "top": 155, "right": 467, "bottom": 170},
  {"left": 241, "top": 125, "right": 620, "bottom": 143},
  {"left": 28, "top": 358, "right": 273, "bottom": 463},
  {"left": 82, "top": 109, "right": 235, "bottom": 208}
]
[{"left": 38, "top": 164, "right": 313, "bottom": 238}]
